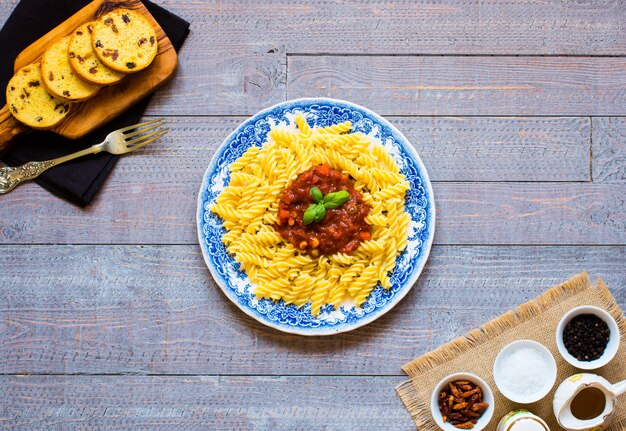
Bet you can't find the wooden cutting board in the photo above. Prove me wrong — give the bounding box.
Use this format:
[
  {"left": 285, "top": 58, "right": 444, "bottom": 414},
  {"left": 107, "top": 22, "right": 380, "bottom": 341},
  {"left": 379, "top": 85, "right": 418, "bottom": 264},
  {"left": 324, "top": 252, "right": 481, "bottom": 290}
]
[{"left": 0, "top": 0, "right": 178, "bottom": 154}]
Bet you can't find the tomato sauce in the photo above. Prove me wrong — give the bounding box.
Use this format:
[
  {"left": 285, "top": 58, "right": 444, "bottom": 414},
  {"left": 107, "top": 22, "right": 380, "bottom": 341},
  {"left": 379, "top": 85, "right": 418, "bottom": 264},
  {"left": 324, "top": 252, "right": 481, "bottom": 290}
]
[{"left": 275, "top": 165, "right": 370, "bottom": 256}]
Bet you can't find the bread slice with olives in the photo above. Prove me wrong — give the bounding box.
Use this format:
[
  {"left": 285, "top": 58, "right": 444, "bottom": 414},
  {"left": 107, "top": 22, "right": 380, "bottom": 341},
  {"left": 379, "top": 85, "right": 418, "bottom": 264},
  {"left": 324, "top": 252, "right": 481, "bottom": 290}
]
[
  {"left": 92, "top": 9, "right": 158, "bottom": 73},
  {"left": 6, "top": 62, "right": 71, "bottom": 129},
  {"left": 41, "top": 36, "right": 100, "bottom": 102},
  {"left": 69, "top": 22, "right": 126, "bottom": 85}
]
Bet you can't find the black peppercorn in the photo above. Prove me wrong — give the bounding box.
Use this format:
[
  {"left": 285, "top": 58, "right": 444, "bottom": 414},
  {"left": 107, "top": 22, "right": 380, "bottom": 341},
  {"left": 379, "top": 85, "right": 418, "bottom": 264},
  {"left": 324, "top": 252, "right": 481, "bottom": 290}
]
[{"left": 563, "top": 314, "right": 610, "bottom": 361}]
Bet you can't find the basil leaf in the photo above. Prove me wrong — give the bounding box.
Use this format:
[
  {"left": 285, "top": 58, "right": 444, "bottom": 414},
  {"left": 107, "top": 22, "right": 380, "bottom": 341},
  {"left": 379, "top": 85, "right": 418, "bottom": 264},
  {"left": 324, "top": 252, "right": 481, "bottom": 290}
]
[
  {"left": 314, "top": 205, "right": 326, "bottom": 223},
  {"left": 303, "top": 204, "right": 319, "bottom": 225},
  {"left": 303, "top": 189, "right": 349, "bottom": 225},
  {"left": 310, "top": 187, "right": 323, "bottom": 203},
  {"left": 323, "top": 190, "right": 351, "bottom": 209}
]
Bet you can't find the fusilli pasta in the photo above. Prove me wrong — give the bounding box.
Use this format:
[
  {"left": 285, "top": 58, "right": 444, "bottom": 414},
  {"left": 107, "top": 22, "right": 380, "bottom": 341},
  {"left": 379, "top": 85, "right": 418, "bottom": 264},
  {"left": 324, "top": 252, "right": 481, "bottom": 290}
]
[{"left": 211, "top": 115, "right": 411, "bottom": 316}]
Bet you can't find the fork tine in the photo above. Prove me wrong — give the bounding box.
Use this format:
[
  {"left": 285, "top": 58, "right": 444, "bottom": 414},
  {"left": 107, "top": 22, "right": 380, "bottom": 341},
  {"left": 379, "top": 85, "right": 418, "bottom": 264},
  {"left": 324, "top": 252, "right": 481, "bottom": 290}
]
[
  {"left": 126, "top": 127, "right": 169, "bottom": 146},
  {"left": 118, "top": 118, "right": 164, "bottom": 134},
  {"left": 125, "top": 129, "right": 169, "bottom": 150},
  {"left": 123, "top": 120, "right": 166, "bottom": 139}
]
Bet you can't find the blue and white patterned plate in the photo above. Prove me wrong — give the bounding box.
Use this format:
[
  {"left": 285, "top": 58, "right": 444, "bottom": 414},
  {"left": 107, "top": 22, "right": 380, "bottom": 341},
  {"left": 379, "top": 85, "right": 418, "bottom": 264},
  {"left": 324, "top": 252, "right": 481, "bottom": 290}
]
[{"left": 197, "top": 98, "right": 435, "bottom": 336}]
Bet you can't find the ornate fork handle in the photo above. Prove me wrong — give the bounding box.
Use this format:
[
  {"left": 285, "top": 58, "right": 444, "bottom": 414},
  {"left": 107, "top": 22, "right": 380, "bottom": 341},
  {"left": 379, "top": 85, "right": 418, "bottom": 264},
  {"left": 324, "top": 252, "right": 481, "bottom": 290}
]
[
  {"left": 0, "top": 160, "right": 56, "bottom": 194},
  {"left": 0, "top": 118, "right": 166, "bottom": 195}
]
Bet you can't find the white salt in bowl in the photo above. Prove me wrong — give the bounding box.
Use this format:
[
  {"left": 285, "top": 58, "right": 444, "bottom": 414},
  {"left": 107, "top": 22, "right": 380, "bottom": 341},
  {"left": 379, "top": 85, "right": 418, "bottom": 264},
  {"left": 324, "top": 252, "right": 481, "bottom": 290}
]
[
  {"left": 556, "top": 305, "right": 620, "bottom": 370},
  {"left": 430, "top": 372, "right": 495, "bottom": 431},
  {"left": 493, "top": 340, "right": 557, "bottom": 404}
]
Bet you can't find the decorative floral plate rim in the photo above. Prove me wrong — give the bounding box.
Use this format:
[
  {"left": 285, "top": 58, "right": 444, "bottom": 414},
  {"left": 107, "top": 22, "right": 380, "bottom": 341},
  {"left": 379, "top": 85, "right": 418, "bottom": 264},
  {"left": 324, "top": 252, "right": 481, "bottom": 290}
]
[{"left": 197, "top": 97, "right": 435, "bottom": 336}]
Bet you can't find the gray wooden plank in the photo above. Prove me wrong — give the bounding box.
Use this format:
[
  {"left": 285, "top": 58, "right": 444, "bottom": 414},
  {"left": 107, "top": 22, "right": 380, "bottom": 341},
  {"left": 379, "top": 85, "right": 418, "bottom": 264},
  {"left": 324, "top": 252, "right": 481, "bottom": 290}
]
[
  {"left": 287, "top": 56, "right": 626, "bottom": 116},
  {"left": 106, "top": 116, "right": 592, "bottom": 182},
  {"left": 3, "top": 1, "right": 626, "bottom": 56},
  {"left": 593, "top": 117, "right": 626, "bottom": 183},
  {"left": 145, "top": 52, "right": 287, "bottom": 116},
  {"left": 432, "top": 182, "right": 625, "bottom": 245},
  {"left": 0, "top": 0, "right": 18, "bottom": 29},
  {"left": 35, "top": 115, "right": 588, "bottom": 183},
  {"left": 0, "top": 116, "right": 612, "bottom": 245},
  {"left": 3, "top": 2, "right": 626, "bottom": 116},
  {"left": 399, "top": 116, "right": 590, "bottom": 182},
  {"left": 2, "top": 180, "right": 621, "bottom": 245},
  {"left": 0, "top": 244, "right": 622, "bottom": 375},
  {"left": 154, "top": 0, "right": 626, "bottom": 55},
  {"left": 0, "top": 375, "right": 412, "bottom": 430}
]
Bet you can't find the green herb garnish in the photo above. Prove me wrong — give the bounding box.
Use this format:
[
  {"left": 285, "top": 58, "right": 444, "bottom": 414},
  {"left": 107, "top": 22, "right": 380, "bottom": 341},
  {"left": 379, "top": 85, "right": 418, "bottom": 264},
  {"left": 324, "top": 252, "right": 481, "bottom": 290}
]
[
  {"left": 310, "top": 187, "right": 324, "bottom": 203},
  {"left": 303, "top": 188, "right": 351, "bottom": 225},
  {"left": 323, "top": 190, "right": 351, "bottom": 209}
]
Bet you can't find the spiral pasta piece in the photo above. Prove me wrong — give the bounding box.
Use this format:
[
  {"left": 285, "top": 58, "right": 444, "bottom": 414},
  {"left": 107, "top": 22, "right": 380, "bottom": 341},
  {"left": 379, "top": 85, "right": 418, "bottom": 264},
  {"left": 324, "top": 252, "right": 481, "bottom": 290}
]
[
  {"left": 317, "top": 121, "right": 352, "bottom": 134},
  {"left": 211, "top": 114, "right": 411, "bottom": 316},
  {"left": 294, "top": 115, "right": 312, "bottom": 136}
]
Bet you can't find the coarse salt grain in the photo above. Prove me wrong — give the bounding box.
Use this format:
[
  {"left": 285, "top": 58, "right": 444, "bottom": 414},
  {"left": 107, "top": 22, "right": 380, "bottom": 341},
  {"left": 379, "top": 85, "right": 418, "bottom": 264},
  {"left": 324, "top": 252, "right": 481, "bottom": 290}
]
[{"left": 498, "top": 347, "right": 550, "bottom": 396}]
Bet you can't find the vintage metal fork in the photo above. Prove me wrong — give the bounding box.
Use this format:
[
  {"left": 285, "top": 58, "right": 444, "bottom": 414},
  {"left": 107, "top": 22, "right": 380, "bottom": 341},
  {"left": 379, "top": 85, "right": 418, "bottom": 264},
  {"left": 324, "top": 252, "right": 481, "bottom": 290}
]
[{"left": 0, "top": 118, "right": 168, "bottom": 194}]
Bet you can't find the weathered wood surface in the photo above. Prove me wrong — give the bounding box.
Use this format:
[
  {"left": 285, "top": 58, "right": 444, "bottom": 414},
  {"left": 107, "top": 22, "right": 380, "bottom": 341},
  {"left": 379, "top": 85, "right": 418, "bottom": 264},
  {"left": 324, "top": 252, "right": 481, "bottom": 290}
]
[
  {"left": 287, "top": 56, "right": 626, "bottom": 116},
  {"left": 2, "top": 116, "right": 620, "bottom": 246},
  {"left": 389, "top": 116, "right": 590, "bottom": 182},
  {"left": 1, "top": 245, "right": 623, "bottom": 375},
  {"left": 99, "top": 116, "right": 592, "bottom": 182},
  {"left": 593, "top": 118, "right": 626, "bottom": 183},
  {"left": 0, "top": 375, "right": 413, "bottom": 430},
  {"left": 0, "top": 0, "right": 18, "bottom": 29},
  {"left": 67, "top": 116, "right": 595, "bottom": 181},
  {"left": 147, "top": 52, "right": 286, "bottom": 116},
  {"left": 1, "top": 1, "right": 625, "bottom": 430},
  {"left": 432, "top": 182, "right": 624, "bottom": 245},
  {"left": 149, "top": 54, "right": 626, "bottom": 116},
  {"left": 4, "top": 3, "right": 626, "bottom": 116},
  {"left": 4, "top": 1, "right": 626, "bottom": 57},
  {"left": 155, "top": 0, "right": 626, "bottom": 56},
  {"left": 2, "top": 180, "right": 622, "bottom": 245}
]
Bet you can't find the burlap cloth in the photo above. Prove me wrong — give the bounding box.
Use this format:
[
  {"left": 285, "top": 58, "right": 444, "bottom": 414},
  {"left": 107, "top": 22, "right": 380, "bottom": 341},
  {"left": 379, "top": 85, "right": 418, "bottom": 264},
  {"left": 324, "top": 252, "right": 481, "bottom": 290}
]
[{"left": 397, "top": 273, "right": 626, "bottom": 430}]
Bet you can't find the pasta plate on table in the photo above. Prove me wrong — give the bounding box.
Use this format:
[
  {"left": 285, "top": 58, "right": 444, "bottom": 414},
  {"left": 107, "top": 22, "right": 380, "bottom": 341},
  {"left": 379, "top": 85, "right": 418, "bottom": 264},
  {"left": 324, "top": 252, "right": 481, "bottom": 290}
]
[{"left": 197, "top": 98, "right": 435, "bottom": 335}]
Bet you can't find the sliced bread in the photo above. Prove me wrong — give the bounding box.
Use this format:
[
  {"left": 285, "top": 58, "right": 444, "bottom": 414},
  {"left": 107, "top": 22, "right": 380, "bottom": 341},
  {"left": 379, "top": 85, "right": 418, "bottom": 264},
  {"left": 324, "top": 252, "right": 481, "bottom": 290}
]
[
  {"left": 92, "top": 9, "right": 158, "bottom": 73},
  {"left": 42, "top": 36, "right": 100, "bottom": 102},
  {"left": 69, "top": 22, "right": 126, "bottom": 85},
  {"left": 6, "top": 62, "right": 71, "bottom": 129}
]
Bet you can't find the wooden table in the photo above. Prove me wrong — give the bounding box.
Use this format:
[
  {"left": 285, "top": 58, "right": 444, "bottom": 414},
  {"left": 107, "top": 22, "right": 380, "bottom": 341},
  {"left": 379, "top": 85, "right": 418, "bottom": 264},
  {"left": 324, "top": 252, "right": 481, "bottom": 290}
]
[{"left": 1, "top": 1, "right": 624, "bottom": 429}]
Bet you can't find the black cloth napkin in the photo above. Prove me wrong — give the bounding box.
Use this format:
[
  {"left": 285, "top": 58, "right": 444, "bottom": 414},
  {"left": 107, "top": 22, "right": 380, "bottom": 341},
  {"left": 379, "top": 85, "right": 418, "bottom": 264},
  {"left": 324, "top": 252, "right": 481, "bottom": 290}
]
[{"left": 0, "top": 0, "right": 189, "bottom": 206}]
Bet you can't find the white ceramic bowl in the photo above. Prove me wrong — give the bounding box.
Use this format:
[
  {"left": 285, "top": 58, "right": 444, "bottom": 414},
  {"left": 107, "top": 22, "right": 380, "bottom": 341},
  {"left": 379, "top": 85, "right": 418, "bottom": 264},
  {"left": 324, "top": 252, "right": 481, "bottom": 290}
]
[
  {"left": 556, "top": 305, "right": 620, "bottom": 370},
  {"left": 493, "top": 340, "right": 557, "bottom": 404},
  {"left": 431, "top": 372, "right": 495, "bottom": 431}
]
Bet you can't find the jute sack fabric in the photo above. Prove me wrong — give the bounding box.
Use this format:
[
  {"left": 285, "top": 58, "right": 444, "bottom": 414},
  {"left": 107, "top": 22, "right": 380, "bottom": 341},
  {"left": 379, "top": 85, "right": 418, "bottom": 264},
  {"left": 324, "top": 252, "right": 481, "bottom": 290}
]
[{"left": 397, "top": 273, "right": 625, "bottom": 430}]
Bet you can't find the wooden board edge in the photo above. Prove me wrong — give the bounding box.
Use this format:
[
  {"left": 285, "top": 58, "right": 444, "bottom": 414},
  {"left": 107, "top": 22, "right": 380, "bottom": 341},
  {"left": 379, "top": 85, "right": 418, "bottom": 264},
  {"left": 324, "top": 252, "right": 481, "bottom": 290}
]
[
  {"left": 59, "top": 62, "right": 178, "bottom": 140},
  {"left": 0, "top": 104, "right": 29, "bottom": 155},
  {"left": 10, "top": 0, "right": 178, "bottom": 140},
  {"left": 14, "top": 0, "right": 105, "bottom": 71}
]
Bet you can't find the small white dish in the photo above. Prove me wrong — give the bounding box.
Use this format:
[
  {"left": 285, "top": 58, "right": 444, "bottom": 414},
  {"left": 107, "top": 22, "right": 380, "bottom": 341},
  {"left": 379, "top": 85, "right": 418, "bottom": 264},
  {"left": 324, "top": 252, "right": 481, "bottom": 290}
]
[
  {"left": 431, "top": 372, "right": 495, "bottom": 431},
  {"left": 556, "top": 305, "right": 620, "bottom": 370},
  {"left": 493, "top": 340, "right": 557, "bottom": 404}
]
